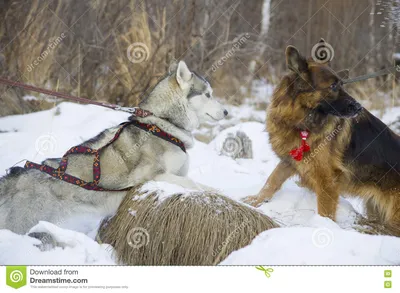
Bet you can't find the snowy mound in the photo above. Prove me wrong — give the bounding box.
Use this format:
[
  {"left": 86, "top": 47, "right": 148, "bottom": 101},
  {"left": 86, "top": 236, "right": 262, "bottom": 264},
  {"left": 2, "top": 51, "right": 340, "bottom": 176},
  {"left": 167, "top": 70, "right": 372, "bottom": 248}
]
[
  {"left": 1, "top": 102, "right": 400, "bottom": 265},
  {"left": 0, "top": 222, "right": 115, "bottom": 265},
  {"left": 135, "top": 181, "right": 197, "bottom": 202},
  {"left": 222, "top": 227, "right": 400, "bottom": 265}
]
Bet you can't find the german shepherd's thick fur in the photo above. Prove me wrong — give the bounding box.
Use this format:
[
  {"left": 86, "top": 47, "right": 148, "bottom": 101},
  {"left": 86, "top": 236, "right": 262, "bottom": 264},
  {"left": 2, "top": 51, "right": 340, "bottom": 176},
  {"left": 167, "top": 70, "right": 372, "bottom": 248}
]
[{"left": 245, "top": 45, "right": 400, "bottom": 231}]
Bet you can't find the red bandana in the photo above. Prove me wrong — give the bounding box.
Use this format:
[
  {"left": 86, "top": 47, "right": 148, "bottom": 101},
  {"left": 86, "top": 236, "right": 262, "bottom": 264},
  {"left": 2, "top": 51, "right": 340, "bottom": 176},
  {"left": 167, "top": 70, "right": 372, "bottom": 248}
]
[{"left": 289, "top": 130, "right": 310, "bottom": 161}]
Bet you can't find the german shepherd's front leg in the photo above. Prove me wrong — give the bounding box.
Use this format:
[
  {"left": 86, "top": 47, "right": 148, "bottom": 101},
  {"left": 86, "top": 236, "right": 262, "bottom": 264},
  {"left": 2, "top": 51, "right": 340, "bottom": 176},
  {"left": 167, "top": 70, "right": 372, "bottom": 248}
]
[
  {"left": 312, "top": 176, "right": 340, "bottom": 221},
  {"left": 243, "top": 160, "right": 295, "bottom": 207},
  {"left": 316, "top": 188, "right": 339, "bottom": 220}
]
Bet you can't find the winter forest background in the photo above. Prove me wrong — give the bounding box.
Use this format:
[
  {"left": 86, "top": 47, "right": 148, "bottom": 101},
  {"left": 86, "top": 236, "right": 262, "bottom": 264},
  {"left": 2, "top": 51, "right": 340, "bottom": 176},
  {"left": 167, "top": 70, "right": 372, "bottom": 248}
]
[{"left": 0, "top": 0, "right": 399, "bottom": 116}]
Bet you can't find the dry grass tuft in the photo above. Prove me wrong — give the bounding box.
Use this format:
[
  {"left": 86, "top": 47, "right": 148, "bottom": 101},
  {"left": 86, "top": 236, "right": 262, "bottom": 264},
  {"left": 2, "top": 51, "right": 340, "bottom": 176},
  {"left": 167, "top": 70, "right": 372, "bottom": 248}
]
[
  {"left": 99, "top": 185, "right": 278, "bottom": 265},
  {"left": 354, "top": 213, "right": 400, "bottom": 237}
]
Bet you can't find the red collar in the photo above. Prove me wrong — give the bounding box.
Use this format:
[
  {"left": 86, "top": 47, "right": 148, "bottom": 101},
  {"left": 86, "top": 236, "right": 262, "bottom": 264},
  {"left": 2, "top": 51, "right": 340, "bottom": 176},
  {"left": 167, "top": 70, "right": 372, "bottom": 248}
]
[{"left": 289, "top": 130, "right": 310, "bottom": 161}]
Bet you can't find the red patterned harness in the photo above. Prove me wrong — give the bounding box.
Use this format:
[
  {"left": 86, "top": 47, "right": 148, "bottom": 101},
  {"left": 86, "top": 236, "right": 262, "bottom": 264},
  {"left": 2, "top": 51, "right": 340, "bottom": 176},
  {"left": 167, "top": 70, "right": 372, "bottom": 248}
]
[{"left": 24, "top": 120, "right": 186, "bottom": 191}]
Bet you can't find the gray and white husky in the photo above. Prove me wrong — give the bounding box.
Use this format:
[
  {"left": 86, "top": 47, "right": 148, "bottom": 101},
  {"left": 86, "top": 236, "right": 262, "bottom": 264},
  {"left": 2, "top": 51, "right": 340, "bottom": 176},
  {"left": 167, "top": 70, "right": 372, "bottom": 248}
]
[{"left": 0, "top": 61, "right": 227, "bottom": 234}]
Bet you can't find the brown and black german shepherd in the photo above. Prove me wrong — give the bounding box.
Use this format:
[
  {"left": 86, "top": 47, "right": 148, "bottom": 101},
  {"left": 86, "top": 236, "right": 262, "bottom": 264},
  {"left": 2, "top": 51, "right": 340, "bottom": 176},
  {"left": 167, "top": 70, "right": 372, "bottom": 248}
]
[{"left": 244, "top": 45, "right": 400, "bottom": 231}]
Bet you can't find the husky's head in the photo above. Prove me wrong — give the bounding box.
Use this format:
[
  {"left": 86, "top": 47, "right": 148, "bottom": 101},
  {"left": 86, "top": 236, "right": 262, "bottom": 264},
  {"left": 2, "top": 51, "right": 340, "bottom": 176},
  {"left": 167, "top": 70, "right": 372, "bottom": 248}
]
[{"left": 139, "top": 61, "right": 228, "bottom": 131}]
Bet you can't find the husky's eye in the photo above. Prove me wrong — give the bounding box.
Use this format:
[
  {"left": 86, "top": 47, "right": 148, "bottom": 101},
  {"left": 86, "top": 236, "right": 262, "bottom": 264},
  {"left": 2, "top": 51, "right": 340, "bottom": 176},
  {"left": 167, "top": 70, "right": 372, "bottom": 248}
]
[{"left": 205, "top": 93, "right": 210, "bottom": 98}]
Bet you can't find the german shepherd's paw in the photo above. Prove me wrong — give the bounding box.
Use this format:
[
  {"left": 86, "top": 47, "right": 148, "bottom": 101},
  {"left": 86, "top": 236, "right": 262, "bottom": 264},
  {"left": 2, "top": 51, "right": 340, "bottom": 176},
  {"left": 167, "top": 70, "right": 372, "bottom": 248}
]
[{"left": 241, "top": 195, "right": 268, "bottom": 207}]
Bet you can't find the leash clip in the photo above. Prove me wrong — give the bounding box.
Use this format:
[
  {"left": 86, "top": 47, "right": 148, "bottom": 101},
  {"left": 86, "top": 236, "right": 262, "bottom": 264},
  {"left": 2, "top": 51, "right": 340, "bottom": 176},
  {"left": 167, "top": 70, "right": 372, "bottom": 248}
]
[
  {"left": 114, "top": 105, "right": 137, "bottom": 114},
  {"left": 113, "top": 106, "right": 153, "bottom": 117}
]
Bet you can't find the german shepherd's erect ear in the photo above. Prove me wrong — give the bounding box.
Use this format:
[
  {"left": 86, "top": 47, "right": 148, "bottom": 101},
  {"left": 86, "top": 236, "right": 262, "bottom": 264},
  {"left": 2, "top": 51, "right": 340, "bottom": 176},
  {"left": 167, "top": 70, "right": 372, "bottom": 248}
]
[
  {"left": 285, "top": 46, "right": 308, "bottom": 74},
  {"left": 282, "top": 45, "right": 363, "bottom": 121}
]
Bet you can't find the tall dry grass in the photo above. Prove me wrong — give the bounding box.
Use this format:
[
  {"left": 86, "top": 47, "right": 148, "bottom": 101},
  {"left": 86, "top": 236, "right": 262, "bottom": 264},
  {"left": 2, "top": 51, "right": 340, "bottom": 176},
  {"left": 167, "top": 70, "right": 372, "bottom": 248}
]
[
  {"left": 0, "top": 0, "right": 161, "bottom": 115},
  {"left": 0, "top": 0, "right": 398, "bottom": 117},
  {"left": 0, "top": 0, "right": 264, "bottom": 116}
]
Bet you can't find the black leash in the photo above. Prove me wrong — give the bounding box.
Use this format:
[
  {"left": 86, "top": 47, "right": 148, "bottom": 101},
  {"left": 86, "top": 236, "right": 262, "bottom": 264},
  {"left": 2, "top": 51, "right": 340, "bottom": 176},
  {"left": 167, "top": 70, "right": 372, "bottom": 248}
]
[
  {"left": 0, "top": 77, "right": 153, "bottom": 117},
  {"left": 341, "top": 66, "right": 399, "bottom": 85}
]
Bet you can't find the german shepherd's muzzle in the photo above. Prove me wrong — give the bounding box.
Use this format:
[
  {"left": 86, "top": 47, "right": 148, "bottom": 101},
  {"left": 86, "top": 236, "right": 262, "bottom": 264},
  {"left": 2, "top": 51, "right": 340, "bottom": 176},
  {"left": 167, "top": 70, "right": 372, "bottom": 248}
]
[{"left": 316, "top": 88, "right": 362, "bottom": 118}]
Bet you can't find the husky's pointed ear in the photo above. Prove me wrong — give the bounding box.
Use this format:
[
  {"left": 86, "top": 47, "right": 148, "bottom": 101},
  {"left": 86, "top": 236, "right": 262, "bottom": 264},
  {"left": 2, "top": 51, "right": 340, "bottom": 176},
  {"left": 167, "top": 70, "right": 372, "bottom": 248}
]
[
  {"left": 176, "top": 61, "right": 193, "bottom": 89},
  {"left": 336, "top": 69, "right": 350, "bottom": 80},
  {"left": 286, "top": 46, "right": 308, "bottom": 74}
]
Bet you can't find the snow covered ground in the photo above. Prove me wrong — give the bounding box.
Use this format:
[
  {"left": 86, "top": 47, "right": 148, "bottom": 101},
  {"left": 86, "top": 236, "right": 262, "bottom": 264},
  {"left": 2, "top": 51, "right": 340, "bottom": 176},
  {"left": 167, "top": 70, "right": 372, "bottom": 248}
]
[{"left": 1, "top": 100, "right": 400, "bottom": 265}]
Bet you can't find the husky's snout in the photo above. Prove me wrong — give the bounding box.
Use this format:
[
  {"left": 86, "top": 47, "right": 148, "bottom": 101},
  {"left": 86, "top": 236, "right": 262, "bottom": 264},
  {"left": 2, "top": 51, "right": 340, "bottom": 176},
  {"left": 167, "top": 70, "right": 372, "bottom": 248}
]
[{"left": 205, "top": 99, "right": 228, "bottom": 121}]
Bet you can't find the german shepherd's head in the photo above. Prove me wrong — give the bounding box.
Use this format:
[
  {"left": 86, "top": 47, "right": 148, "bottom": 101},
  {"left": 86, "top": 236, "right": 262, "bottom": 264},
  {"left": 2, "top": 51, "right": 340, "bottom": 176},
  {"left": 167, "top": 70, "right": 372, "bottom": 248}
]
[{"left": 273, "top": 44, "right": 362, "bottom": 131}]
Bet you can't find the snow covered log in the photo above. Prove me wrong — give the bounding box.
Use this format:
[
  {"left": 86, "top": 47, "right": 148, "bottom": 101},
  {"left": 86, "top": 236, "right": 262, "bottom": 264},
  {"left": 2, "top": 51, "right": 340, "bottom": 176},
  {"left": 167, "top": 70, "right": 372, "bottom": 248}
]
[{"left": 98, "top": 182, "right": 278, "bottom": 265}]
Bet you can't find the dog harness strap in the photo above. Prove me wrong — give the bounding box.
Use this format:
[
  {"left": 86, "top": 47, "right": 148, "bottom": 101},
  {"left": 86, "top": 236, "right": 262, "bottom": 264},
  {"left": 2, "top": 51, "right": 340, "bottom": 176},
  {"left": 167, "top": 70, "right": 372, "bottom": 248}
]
[
  {"left": 24, "top": 124, "right": 132, "bottom": 191},
  {"left": 129, "top": 120, "right": 186, "bottom": 153},
  {"left": 289, "top": 130, "right": 310, "bottom": 161},
  {"left": 24, "top": 121, "right": 185, "bottom": 191},
  {"left": 24, "top": 160, "right": 125, "bottom": 191}
]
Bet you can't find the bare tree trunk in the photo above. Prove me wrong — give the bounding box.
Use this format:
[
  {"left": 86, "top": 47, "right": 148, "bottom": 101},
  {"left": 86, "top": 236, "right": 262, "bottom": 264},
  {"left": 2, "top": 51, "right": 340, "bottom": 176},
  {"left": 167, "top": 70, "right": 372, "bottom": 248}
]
[
  {"left": 306, "top": 0, "right": 313, "bottom": 53},
  {"left": 368, "top": 0, "right": 376, "bottom": 73}
]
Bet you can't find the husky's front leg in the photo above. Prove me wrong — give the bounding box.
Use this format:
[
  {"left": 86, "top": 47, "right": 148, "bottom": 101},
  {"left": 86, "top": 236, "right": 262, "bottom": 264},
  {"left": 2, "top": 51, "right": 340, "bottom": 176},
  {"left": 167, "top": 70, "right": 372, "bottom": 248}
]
[{"left": 153, "top": 173, "right": 217, "bottom": 192}]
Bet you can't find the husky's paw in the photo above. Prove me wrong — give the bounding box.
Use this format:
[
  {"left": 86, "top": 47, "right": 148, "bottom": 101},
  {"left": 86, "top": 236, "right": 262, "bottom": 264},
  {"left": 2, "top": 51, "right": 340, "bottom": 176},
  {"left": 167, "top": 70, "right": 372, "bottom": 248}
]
[
  {"left": 28, "top": 232, "right": 57, "bottom": 251},
  {"left": 241, "top": 195, "right": 268, "bottom": 207}
]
